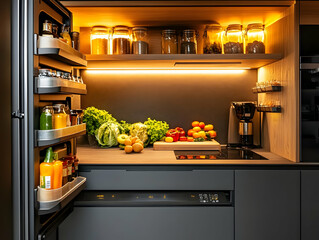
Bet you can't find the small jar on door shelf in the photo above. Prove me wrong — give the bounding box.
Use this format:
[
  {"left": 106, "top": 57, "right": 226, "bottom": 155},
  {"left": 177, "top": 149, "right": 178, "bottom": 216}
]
[
  {"left": 40, "top": 106, "right": 54, "bottom": 130},
  {"left": 53, "top": 104, "right": 68, "bottom": 129},
  {"left": 223, "top": 24, "right": 244, "bottom": 54},
  {"left": 203, "top": 24, "right": 223, "bottom": 54},
  {"left": 245, "top": 23, "right": 265, "bottom": 54}
]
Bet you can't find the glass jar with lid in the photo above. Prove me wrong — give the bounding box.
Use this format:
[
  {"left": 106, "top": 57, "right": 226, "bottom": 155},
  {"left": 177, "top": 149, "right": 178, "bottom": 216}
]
[
  {"left": 91, "top": 26, "right": 111, "bottom": 55},
  {"left": 40, "top": 106, "right": 54, "bottom": 130},
  {"left": 181, "top": 29, "right": 197, "bottom": 54},
  {"left": 112, "top": 26, "right": 131, "bottom": 55},
  {"left": 61, "top": 24, "right": 72, "bottom": 47},
  {"left": 161, "top": 30, "right": 178, "bottom": 54},
  {"left": 203, "top": 24, "right": 223, "bottom": 54},
  {"left": 223, "top": 24, "right": 243, "bottom": 54},
  {"left": 42, "top": 20, "right": 53, "bottom": 37},
  {"left": 53, "top": 104, "right": 68, "bottom": 129},
  {"left": 132, "top": 27, "right": 149, "bottom": 54},
  {"left": 245, "top": 23, "right": 265, "bottom": 54}
]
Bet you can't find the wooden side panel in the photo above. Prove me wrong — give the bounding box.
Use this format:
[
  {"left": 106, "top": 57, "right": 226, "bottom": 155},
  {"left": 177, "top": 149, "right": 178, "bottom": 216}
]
[
  {"left": 300, "top": 1, "right": 319, "bottom": 25},
  {"left": 258, "top": 4, "right": 299, "bottom": 162}
]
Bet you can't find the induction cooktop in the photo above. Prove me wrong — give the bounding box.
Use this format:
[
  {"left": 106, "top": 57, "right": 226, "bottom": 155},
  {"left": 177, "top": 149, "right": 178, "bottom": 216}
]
[{"left": 175, "top": 149, "right": 268, "bottom": 160}]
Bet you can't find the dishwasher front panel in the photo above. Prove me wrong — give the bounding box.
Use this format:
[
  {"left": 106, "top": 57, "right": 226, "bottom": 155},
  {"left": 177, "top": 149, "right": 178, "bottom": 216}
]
[{"left": 59, "top": 206, "right": 234, "bottom": 240}]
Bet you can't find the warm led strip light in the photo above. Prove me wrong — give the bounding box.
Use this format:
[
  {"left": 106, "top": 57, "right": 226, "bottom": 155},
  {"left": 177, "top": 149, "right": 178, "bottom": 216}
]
[{"left": 85, "top": 69, "right": 247, "bottom": 74}]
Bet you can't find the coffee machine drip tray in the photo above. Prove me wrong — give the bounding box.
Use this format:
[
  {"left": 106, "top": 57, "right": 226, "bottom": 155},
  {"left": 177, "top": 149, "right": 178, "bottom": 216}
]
[{"left": 175, "top": 149, "right": 268, "bottom": 160}]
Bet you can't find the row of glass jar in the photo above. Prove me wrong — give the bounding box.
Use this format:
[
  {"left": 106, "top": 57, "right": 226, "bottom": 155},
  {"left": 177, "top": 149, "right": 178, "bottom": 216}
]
[
  {"left": 90, "top": 23, "right": 265, "bottom": 55},
  {"left": 39, "top": 68, "right": 84, "bottom": 84},
  {"left": 40, "top": 104, "right": 83, "bottom": 130}
]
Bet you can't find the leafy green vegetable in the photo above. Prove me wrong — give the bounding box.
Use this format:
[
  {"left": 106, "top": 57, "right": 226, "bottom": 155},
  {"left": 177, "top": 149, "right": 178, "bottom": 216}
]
[
  {"left": 144, "top": 118, "right": 169, "bottom": 145},
  {"left": 130, "top": 122, "right": 148, "bottom": 144},
  {"left": 95, "top": 122, "right": 120, "bottom": 147},
  {"left": 119, "top": 120, "right": 132, "bottom": 135},
  {"left": 83, "top": 107, "right": 117, "bottom": 135},
  {"left": 194, "top": 137, "right": 205, "bottom": 142}
]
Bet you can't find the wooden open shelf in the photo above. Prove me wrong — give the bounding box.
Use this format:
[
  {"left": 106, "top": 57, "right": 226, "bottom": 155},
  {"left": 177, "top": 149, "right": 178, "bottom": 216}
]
[{"left": 86, "top": 54, "right": 282, "bottom": 69}]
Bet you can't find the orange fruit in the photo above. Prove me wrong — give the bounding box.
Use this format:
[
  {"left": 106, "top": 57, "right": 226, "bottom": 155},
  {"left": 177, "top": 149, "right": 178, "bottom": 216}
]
[
  {"left": 193, "top": 126, "right": 201, "bottom": 132},
  {"left": 193, "top": 132, "right": 200, "bottom": 138},
  {"left": 208, "top": 130, "right": 217, "bottom": 138},
  {"left": 198, "top": 131, "right": 206, "bottom": 138},
  {"left": 204, "top": 124, "right": 214, "bottom": 131},
  {"left": 199, "top": 122, "right": 205, "bottom": 129},
  {"left": 187, "top": 137, "right": 194, "bottom": 142},
  {"left": 187, "top": 129, "right": 195, "bottom": 136},
  {"left": 192, "top": 121, "right": 200, "bottom": 127}
]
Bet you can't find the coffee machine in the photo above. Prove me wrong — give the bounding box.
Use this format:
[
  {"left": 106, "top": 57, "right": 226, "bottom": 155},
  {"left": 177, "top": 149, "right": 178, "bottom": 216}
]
[{"left": 228, "top": 102, "right": 256, "bottom": 147}]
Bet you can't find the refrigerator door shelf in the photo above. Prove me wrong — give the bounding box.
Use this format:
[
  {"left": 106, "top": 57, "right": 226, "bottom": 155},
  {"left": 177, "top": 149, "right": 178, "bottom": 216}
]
[
  {"left": 36, "top": 177, "right": 86, "bottom": 215},
  {"left": 37, "top": 36, "right": 87, "bottom": 67},
  {"left": 35, "top": 123, "right": 86, "bottom": 147},
  {"left": 35, "top": 76, "right": 87, "bottom": 95}
]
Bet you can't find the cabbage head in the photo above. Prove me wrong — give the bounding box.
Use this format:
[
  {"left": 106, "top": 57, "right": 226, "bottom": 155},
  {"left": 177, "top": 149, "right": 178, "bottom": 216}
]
[
  {"left": 95, "top": 122, "right": 120, "bottom": 147},
  {"left": 130, "top": 122, "right": 148, "bottom": 143}
]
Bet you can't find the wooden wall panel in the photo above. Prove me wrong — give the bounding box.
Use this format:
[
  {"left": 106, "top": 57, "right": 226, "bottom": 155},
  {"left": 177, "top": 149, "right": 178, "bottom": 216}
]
[
  {"left": 258, "top": 4, "right": 299, "bottom": 162},
  {"left": 300, "top": 1, "right": 319, "bottom": 25}
]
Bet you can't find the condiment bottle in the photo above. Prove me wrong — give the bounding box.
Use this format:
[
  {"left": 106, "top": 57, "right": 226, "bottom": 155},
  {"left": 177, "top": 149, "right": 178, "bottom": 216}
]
[
  {"left": 161, "top": 30, "right": 178, "bottom": 54},
  {"left": 181, "top": 29, "right": 197, "bottom": 54},
  {"left": 61, "top": 24, "right": 72, "bottom": 47},
  {"left": 40, "top": 147, "right": 54, "bottom": 189},
  {"left": 61, "top": 158, "right": 68, "bottom": 186},
  {"left": 73, "top": 156, "right": 79, "bottom": 177},
  {"left": 132, "top": 27, "right": 149, "bottom": 54},
  {"left": 52, "top": 24, "right": 59, "bottom": 38},
  {"left": 52, "top": 153, "right": 63, "bottom": 189},
  {"left": 42, "top": 20, "right": 53, "bottom": 37},
  {"left": 40, "top": 106, "right": 53, "bottom": 130},
  {"left": 70, "top": 110, "right": 78, "bottom": 126},
  {"left": 71, "top": 31, "right": 80, "bottom": 50},
  {"left": 53, "top": 104, "right": 67, "bottom": 129},
  {"left": 65, "top": 155, "right": 74, "bottom": 182}
]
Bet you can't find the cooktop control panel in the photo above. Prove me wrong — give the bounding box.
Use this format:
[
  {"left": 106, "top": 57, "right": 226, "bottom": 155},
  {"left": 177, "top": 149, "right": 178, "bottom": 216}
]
[{"left": 75, "top": 191, "right": 233, "bottom": 207}]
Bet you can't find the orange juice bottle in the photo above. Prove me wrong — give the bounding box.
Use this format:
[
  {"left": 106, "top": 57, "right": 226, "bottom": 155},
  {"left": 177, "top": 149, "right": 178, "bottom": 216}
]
[
  {"left": 52, "top": 153, "right": 63, "bottom": 189},
  {"left": 40, "top": 147, "right": 54, "bottom": 189}
]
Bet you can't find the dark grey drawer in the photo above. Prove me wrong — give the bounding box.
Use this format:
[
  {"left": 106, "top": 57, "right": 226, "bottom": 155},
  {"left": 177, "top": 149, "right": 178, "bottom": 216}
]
[
  {"left": 59, "top": 207, "right": 234, "bottom": 240},
  {"left": 80, "top": 170, "right": 234, "bottom": 190}
]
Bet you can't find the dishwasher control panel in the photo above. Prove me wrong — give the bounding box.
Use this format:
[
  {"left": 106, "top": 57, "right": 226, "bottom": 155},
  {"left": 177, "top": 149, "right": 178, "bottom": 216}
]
[{"left": 75, "top": 191, "right": 233, "bottom": 207}]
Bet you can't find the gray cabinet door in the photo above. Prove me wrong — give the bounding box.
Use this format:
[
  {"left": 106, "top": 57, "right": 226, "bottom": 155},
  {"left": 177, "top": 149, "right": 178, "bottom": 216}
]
[
  {"left": 59, "top": 207, "right": 234, "bottom": 240},
  {"left": 301, "top": 170, "right": 319, "bottom": 240},
  {"left": 235, "top": 170, "right": 300, "bottom": 240}
]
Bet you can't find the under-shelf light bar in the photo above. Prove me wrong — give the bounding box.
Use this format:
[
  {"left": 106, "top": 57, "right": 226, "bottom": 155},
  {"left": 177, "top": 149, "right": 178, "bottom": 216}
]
[{"left": 85, "top": 69, "right": 247, "bottom": 74}]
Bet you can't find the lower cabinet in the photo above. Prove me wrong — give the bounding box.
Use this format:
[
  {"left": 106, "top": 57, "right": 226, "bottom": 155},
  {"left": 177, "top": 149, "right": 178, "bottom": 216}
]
[
  {"left": 59, "top": 207, "right": 234, "bottom": 240},
  {"left": 235, "top": 170, "right": 300, "bottom": 240},
  {"left": 301, "top": 170, "right": 319, "bottom": 240}
]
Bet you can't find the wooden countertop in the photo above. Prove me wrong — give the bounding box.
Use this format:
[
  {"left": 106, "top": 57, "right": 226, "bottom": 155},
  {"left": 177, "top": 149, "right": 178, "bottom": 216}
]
[{"left": 77, "top": 146, "right": 305, "bottom": 165}]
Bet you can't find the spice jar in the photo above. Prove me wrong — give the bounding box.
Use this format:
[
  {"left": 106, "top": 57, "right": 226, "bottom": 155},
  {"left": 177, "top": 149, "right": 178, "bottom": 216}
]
[
  {"left": 61, "top": 24, "right": 72, "bottom": 47},
  {"left": 39, "top": 69, "right": 52, "bottom": 77},
  {"left": 132, "top": 27, "right": 149, "bottom": 54},
  {"left": 71, "top": 32, "right": 80, "bottom": 51},
  {"left": 76, "top": 109, "right": 83, "bottom": 124},
  {"left": 70, "top": 110, "right": 78, "bottom": 126},
  {"left": 181, "top": 29, "right": 197, "bottom": 54},
  {"left": 42, "top": 20, "right": 53, "bottom": 37},
  {"left": 61, "top": 158, "right": 68, "bottom": 186},
  {"left": 91, "top": 26, "right": 111, "bottom": 55},
  {"left": 161, "top": 30, "right": 178, "bottom": 54},
  {"left": 40, "top": 106, "right": 54, "bottom": 130},
  {"left": 52, "top": 24, "right": 59, "bottom": 38},
  {"left": 53, "top": 104, "right": 68, "bottom": 129},
  {"left": 224, "top": 24, "right": 243, "bottom": 54},
  {"left": 245, "top": 23, "right": 265, "bottom": 54},
  {"left": 112, "top": 26, "right": 131, "bottom": 55},
  {"left": 203, "top": 25, "right": 223, "bottom": 54}
]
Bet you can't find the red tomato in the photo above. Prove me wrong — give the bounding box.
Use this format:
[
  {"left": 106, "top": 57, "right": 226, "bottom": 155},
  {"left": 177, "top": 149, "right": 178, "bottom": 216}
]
[
  {"left": 199, "top": 122, "right": 205, "bottom": 129},
  {"left": 192, "top": 121, "right": 199, "bottom": 127},
  {"left": 179, "top": 136, "right": 187, "bottom": 141}
]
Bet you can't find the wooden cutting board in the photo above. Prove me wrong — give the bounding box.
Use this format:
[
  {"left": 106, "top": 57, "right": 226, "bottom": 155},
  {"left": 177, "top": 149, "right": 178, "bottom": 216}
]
[{"left": 153, "top": 140, "right": 221, "bottom": 151}]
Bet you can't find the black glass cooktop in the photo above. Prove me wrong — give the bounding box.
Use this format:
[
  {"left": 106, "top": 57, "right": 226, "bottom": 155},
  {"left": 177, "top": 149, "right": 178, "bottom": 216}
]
[{"left": 175, "top": 149, "right": 268, "bottom": 160}]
